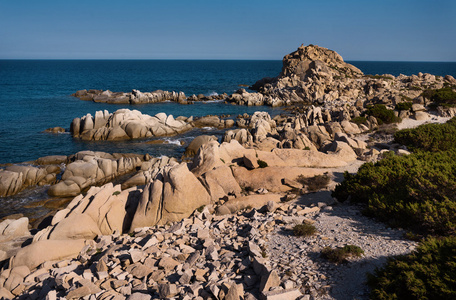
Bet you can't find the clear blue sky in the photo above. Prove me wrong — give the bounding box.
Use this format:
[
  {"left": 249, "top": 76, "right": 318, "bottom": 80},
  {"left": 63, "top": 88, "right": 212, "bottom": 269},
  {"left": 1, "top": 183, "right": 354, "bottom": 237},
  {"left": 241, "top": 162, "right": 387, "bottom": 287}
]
[{"left": 0, "top": 0, "right": 455, "bottom": 61}]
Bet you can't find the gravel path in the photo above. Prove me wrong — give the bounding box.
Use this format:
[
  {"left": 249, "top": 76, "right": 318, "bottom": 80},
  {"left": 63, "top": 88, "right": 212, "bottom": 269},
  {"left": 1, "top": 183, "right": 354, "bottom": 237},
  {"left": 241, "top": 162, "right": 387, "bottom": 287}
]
[{"left": 267, "top": 196, "right": 417, "bottom": 300}]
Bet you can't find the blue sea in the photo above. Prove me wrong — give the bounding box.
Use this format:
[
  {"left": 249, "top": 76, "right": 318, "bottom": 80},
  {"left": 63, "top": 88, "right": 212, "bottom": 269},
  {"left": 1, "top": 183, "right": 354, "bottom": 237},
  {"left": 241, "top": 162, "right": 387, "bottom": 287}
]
[{"left": 0, "top": 60, "right": 455, "bottom": 165}]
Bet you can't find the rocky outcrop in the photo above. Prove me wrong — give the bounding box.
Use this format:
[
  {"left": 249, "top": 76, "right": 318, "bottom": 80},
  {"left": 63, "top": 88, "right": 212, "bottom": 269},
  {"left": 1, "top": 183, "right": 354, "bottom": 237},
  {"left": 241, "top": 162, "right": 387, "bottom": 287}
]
[
  {"left": 0, "top": 164, "right": 60, "bottom": 197},
  {"left": 72, "top": 89, "right": 186, "bottom": 104},
  {"left": 71, "top": 109, "right": 194, "bottom": 141},
  {"left": 72, "top": 89, "right": 228, "bottom": 105},
  {"left": 130, "top": 163, "right": 211, "bottom": 229},
  {"left": 226, "top": 44, "right": 455, "bottom": 118},
  {"left": 122, "top": 156, "right": 179, "bottom": 189},
  {"left": 183, "top": 135, "right": 218, "bottom": 158},
  {"left": 36, "top": 183, "right": 141, "bottom": 241},
  {"left": 48, "top": 151, "right": 144, "bottom": 197}
]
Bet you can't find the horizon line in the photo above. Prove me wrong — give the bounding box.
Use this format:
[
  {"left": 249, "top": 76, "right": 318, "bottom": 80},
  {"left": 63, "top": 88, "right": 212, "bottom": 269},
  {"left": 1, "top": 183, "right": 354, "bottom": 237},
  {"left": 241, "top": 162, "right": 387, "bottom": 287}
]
[{"left": 1, "top": 58, "right": 456, "bottom": 63}]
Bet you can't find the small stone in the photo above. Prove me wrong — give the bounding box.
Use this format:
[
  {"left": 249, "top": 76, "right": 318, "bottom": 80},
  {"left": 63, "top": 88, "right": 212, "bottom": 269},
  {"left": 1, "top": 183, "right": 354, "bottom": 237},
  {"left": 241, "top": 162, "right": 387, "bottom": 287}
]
[
  {"left": 158, "top": 283, "right": 178, "bottom": 298},
  {"left": 259, "top": 270, "right": 280, "bottom": 292},
  {"left": 262, "top": 288, "right": 302, "bottom": 300},
  {"left": 158, "top": 256, "right": 179, "bottom": 270},
  {"left": 127, "top": 292, "right": 152, "bottom": 300}
]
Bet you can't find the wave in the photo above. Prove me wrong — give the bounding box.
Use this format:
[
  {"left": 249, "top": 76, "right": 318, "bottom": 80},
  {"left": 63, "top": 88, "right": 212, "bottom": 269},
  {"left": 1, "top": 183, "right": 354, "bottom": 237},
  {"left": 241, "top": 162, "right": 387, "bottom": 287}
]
[
  {"left": 163, "top": 138, "right": 182, "bottom": 146},
  {"left": 207, "top": 91, "right": 219, "bottom": 97}
]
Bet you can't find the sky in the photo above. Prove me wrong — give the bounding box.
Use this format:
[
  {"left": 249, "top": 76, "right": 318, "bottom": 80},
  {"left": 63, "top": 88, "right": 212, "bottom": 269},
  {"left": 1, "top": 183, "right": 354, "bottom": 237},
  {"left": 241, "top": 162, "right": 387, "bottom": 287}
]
[{"left": 0, "top": 0, "right": 455, "bottom": 61}]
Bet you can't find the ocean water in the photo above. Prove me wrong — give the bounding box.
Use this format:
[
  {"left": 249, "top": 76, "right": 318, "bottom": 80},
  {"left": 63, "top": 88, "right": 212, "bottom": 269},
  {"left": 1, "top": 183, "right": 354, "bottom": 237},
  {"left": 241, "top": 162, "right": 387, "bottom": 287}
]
[{"left": 0, "top": 60, "right": 455, "bottom": 165}]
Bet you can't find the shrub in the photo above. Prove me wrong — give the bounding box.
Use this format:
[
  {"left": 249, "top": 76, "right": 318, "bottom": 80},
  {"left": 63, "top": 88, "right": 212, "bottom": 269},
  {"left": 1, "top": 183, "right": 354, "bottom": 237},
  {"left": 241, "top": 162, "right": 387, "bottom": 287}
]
[
  {"left": 422, "top": 87, "right": 456, "bottom": 106},
  {"left": 366, "top": 104, "right": 401, "bottom": 124},
  {"left": 321, "top": 245, "right": 364, "bottom": 263},
  {"left": 293, "top": 223, "right": 317, "bottom": 237},
  {"left": 368, "top": 236, "right": 456, "bottom": 300},
  {"left": 351, "top": 116, "right": 368, "bottom": 125},
  {"left": 394, "top": 117, "right": 456, "bottom": 152},
  {"left": 112, "top": 191, "right": 121, "bottom": 196},
  {"left": 196, "top": 205, "right": 206, "bottom": 213},
  {"left": 257, "top": 159, "right": 268, "bottom": 168},
  {"left": 332, "top": 150, "right": 456, "bottom": 235},
  {"left": 296, "top": 174, "right": 330, "bottom": 192},
  {"left": 395, "top": 101, "right": 413, "bottom": 111}
]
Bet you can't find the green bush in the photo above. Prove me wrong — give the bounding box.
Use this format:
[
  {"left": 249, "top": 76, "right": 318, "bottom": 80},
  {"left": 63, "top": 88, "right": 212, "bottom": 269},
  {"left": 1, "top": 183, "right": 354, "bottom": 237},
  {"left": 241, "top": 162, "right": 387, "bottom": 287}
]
[
  {"left": 394, "top": 117, "right": 456, "bottom": 152},
  {"left": 366, "top": 104, "right": 401, "bottom": 124},
  {"left": 351, "top": 116, "right": 368, "bottom": 125},
  {"left": 293, "top": 223, "right": 317, "bottom": 237},
  {"left": 257, "top": 159, "right": 268, "bottom": 168},
  {"left": 321, "top": 244, "right": 364, "bottom": 264},
  {"left": 395, "top": 101, "right": 413, "bottom": 111},
  {"left": 332, "top": 150, "right": 456, "bottom": 235},
  {"left": 422, "top": 87, "right": 456, "bottom": 106},
  {"left": 368, "top": 236, "right": 456, "bottom": 300}
]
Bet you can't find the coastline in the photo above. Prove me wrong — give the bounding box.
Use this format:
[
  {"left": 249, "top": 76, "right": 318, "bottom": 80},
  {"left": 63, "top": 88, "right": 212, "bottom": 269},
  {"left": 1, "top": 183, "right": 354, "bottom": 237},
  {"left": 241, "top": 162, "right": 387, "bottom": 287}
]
[{"left": 1, "top": 44, "right": 456, "bottom": 299}]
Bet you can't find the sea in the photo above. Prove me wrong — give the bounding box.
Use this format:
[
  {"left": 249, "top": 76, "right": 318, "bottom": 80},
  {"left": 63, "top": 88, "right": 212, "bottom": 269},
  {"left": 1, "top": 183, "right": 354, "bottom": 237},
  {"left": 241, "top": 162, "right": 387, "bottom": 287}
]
[
  {"left": 0, "top": 60, "right": 455, "bottom": 218},
  {"left": 1, "top": 60, "right": 456, "bottom": 165}
]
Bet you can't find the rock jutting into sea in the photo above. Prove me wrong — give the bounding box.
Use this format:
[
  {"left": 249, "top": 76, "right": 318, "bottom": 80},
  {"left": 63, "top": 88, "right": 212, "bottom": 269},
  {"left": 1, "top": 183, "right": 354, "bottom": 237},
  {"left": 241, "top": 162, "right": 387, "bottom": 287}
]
[
  {"left": 72, "top": 89, "right": 228, "bottom": 104},
  {"left": 70, "top": 109, "right": 235, "bottom": 141},
  {"left": 227, "top": 44, "right": 456, "bottom": 111}
]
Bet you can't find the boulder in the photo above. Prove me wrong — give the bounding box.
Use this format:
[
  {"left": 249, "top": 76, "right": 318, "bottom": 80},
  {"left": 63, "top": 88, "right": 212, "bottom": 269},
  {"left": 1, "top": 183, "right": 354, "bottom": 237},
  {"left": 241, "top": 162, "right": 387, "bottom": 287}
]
[
  {"left": 231, "top": 166, "right": 331, "bottom": 193},
  {"left": 200, "top": 165, "right": 242, "bottom": 201},
  {"left": 0, "top": 218, "right": 29, "bottom": 238},
  {"left": 130, "top": 163, "right": 211, "bottom": 229},
  {"left": 10, "top": 239, "right": 88, "bottom": 269},
  {"left": 216, "top": 194, "right": 282, "bottom": 214},
  {"left": 183, "top": 135, "right": 218, "bottom": 158}
]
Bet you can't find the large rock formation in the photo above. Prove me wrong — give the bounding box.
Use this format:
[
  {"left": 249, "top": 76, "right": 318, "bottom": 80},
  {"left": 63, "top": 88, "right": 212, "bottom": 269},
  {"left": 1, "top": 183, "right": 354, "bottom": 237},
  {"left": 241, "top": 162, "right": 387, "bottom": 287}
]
[
  {"left": 72, "top": 89, "right": 228, "bottom": 104},
  {"left": 70, "top": 109, "right": 194, "bottom": 141},
  {"left": 72, "top": 89, "right": 187, "bottom": 104},
  {"left": 0, "top": 164, "right": 61, "bottom": 197},
  {"left": 227, "top": 44, "right": 456, "bottom": 119},
  {"left": 48, "top": 151, "right": 144, "bottom": 197},
  {"left": 130, "top": 163, "right": 211, "bottom": 229}
]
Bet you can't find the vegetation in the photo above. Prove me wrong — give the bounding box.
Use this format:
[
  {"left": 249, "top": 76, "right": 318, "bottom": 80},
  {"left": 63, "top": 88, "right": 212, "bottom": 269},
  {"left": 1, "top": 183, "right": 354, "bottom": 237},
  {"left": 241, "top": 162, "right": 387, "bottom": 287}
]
[
  {"left": 333, "top": 117, "right": 456, "bottom": 297},
  {"left": 394, "top": 117, "right": 456, "bottom": 152},
  {"left": 296, "top": 174, "right": 330, "bottom": 192},
  {"left": 257, "top": 159, "right": 268, "bottom": 168},
  {"left": 293, "top": 223, "right": 317, "bottom": 237},
  {"left": 321, "top": 245, "right": 364, "bottom": 264},
  {"left": 333, "top": 150, "right": 456, "bottom": 236},
  {"left": 112, "top": 191, "right": 121, "bottom": 196},
  {"left": 351, "top": 116, "right": 368, "bottom": 125},
  {"left": 395, "top": 101, "right": 413, "bottom": 111},
  {"left": 366, "top": 104, "right": 401, "bottom": 124},
  {"left": 368, "top": 236, "right": 456, "bottom": 300},
  {"left": 196, "top": 205, "right": 206, "bottom": 213},
  {"left": 422, "top": 87, "right": 456, "bottom": 107}
]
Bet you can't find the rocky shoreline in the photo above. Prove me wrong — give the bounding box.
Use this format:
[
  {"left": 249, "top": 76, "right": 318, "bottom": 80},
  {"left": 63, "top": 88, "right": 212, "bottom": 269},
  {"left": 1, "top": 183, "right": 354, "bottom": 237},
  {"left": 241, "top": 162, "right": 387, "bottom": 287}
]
[{"left": 1, "top": 44, "right": 455, "bottom": 299}]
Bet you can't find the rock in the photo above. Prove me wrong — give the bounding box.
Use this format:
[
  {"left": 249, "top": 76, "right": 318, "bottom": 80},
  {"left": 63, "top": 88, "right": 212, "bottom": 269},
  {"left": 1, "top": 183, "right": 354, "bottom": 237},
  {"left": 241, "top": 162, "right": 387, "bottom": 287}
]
[
  {"left": 199, "top": 165, "right": 242, "bottom": 202},
  {"left": 48, "top": 152, "right": 142, "bottom": 197},
  {"left": 128, "top": 293, "right": 152, "bottom": 300},
  {"left": 44, "top": 127, "right": 65, "bottom": 133},
  {"left": 71, "top": 109, "right": 193, "bottom": 141},
  {"left": 0, "top": 217, "right": 29, "bottom": 237},
  {"left": 158, "top": 283, "right": 178, "bottom": 298},
  {"left": 216, "top": 194, "right": 282, "bottom": 214},
  {"left": 183, "top": 135, "right": 218, "bottom": 158},
  {"left": 259, "top": 270, "right": 280, "bottom": 292},
  {"left": 261, "top": 288, "right": 303, "bottom": 300},
  {"left": 130, "top": 163, "right": 211, "bottom": 228},
  {"left": 10, "top": 239, "right": 87, "bottom": 269}
]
